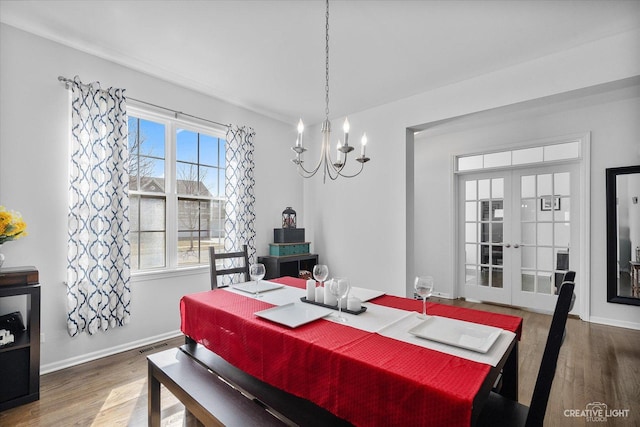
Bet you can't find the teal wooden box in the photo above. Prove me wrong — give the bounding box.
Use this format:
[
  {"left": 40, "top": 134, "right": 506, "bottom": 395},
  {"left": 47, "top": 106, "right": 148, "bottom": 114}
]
[{"left": 269, "top": 242, "right": 310, "bottom": 256}]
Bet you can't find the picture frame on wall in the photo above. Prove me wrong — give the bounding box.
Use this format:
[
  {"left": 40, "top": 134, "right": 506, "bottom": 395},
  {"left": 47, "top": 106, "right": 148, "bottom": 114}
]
[{"left": 541, "top": 196, "right": 561, "bottom": 211}]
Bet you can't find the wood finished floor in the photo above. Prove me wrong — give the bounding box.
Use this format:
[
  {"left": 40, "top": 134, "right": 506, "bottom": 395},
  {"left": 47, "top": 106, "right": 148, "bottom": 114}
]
[{"left": 1, "top": 299, "right": 639, "bottom": 426}]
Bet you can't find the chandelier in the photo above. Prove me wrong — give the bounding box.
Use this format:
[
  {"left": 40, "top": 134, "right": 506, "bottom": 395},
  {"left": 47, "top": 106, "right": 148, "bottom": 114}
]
[{"left": 291, "top": 0, "right": 370, "bottom": 182}]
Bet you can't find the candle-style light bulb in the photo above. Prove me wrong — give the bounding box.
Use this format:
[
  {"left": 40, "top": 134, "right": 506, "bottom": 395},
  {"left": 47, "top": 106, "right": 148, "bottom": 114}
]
[
  {"left": 343, "top": 118, "right": 350, "bottom": 146},
  {"left": 361, "top": 133, "right": 368, "bottom": 156},
  {"left": 296, "top": 119, "right": 304, "bottom": 147}
]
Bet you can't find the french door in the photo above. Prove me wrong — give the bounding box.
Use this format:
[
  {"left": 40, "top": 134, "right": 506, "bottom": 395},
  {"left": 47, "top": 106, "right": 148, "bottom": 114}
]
[{"left": 459, "top": 164, "right": 579, "bottom": 312}]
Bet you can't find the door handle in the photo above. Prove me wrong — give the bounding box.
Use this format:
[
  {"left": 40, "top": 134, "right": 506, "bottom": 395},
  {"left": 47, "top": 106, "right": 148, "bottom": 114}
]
[
  {"left": 513, "top": 244, "right": 520, "bottom": 248},
  {"left": 504, "top": 243, "right": 511, "bottom": 248}
]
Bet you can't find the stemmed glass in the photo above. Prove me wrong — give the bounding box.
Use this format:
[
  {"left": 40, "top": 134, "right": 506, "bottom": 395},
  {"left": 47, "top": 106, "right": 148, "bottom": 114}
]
[
  {"left": 249, "top": 263, "right": 266, "bottom": 298},
  {"left": 414, "top": 276, "right": 434, "bottom": 319},
  {"left": 313, "top": 264, "right": 329, "bottom": 286},
  {"left": 329, "top": 278, "right": 351, "bottom": 322}
]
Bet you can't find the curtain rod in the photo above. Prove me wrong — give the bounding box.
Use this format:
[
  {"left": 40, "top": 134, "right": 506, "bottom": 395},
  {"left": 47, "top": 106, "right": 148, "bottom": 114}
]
[{"left": 57, "top": 75, "right": 230, "bottom": 129}]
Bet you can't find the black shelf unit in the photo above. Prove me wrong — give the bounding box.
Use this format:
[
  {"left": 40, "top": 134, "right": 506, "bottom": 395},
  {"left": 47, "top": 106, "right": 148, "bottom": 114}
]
[
  {"left": 258, "top": 254, "right": 318, "bottom": 280},
  {"left": 0, "top": 266, "right": 40, "bottom": 412}
]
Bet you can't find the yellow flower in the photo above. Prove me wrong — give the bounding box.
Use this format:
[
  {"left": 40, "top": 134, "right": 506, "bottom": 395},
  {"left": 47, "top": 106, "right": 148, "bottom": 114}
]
[{"left": 0, "top": 206, "right": 28, "bottom": 244}]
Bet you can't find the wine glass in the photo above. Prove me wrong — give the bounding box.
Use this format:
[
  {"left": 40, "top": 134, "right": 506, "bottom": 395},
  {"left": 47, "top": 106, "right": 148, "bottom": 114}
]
[
  {"left": 329, "top": 278, "right": 351, "bottom": 322},
  {"left": 414, "top": 276, "right": 434, "bottom": 319},
  {"left": 249, "top": 263, "right": 266, "bottom": 298},
  {"left": 313, "top": 264, "right": 329, "bottom": 286}
]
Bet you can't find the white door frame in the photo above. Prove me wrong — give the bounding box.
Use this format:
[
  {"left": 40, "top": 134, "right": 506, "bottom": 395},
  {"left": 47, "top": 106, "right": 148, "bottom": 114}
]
[{"left": 451, "top": 133, "right": 591, "bottom": 319}]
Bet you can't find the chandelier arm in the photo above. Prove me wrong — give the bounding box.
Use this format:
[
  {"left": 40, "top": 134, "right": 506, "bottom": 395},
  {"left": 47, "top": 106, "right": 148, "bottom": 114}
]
[
  {"left": 295, "top": 152, "right": 324, "bottom": 177},
  {"left": 335, "top": 160, "right": 365, "bottom": 179}
]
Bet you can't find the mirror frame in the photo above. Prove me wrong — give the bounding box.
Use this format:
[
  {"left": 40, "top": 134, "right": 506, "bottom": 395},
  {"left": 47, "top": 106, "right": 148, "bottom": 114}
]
[{"left": 606, "top": 165, "right": 640, "bottom": 305}]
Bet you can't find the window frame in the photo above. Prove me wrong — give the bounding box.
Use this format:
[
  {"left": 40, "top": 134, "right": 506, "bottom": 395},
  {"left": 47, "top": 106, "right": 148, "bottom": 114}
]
[{"left": 127, "top": 103, "right": 227, "bottom": 275}]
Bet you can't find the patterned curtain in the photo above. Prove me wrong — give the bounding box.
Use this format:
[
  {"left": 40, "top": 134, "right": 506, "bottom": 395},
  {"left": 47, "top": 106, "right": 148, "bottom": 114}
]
[
  {"left": 223, "top": 125, "right": 256, "bottom": 285},
  {"left": 67, "top": 77, "right": 131, "bottom": 336}
]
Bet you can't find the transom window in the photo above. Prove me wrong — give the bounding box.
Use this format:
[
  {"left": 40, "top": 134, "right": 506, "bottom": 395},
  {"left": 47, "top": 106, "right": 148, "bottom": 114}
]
[
  {"left": 128, "top": 106, "right": 226, "bottom": 272},
  {"left": 456, "top": 140, "right": 581, "bottom": 172}
]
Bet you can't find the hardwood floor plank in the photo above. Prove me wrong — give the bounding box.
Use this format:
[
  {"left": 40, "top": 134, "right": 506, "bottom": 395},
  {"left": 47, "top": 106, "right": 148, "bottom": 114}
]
[{"left": 0, "top": 302, "right": 638, "bottom": 426}]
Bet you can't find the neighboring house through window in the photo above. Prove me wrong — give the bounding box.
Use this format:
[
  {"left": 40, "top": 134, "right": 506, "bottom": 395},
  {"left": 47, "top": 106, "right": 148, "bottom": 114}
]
[{"left": 128, "top": 105, "right": 226, "bottom": 272}]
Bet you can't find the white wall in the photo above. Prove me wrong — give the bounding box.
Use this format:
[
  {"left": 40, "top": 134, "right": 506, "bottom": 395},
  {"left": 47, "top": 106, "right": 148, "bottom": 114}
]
[
  {"left": 304, "top": 29, "right": 640, "bottom": 328},
  {"left": 0, "top": 24, "right": 302, "bottom": 371}
]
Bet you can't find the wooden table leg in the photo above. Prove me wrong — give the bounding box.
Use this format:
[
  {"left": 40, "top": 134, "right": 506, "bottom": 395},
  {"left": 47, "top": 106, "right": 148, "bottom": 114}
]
[
  {"left": 501, "top": 341, "right": 519, "bottom": 401},
  {"left": 148, "top": 363, "right": 161, "bottom": 427}
]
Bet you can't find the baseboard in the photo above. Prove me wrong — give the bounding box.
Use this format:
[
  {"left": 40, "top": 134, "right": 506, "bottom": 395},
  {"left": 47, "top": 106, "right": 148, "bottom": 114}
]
[
  {"left": 40, "top": 330, "right": 183, "bottom": 374},
  {"left": 588, "top": 316, "right": 640, "bottom": 331}
]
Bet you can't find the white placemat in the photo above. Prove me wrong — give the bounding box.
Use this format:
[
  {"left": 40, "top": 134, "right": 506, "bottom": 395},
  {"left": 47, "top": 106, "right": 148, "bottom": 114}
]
[
  {"left": 377, "top": 312, "right": 515, "bottom": 367},
  {"left": 224, "top": 282, "right": 306, "bottom": 306}
]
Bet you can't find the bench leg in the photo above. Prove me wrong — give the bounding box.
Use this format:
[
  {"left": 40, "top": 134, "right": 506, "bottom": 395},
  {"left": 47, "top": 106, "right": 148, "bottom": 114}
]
[{"left": 148, "top": 364, "right": 161, "bottom": 427}]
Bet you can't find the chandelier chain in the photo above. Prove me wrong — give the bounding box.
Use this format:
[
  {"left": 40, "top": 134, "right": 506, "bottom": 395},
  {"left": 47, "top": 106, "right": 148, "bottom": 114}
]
[{"left": 325, "top": 0, "right": 330, "bottom": 120}]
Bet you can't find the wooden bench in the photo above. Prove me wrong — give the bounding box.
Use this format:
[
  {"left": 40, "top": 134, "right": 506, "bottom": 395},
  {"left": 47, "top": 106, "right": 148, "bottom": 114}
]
[{"left": 147, "top": 347, "right": 286, "bottom": 426}]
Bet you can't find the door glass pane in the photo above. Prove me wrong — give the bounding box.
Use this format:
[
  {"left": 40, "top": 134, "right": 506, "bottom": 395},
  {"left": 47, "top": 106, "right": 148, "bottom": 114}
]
[
  {"left": 465, "top": 180, "right": 477, "bottom": 200},
  {"left": 537, "top": 247, "right": 553, "bottom": 271},
  {"left": 491, "top": 200, "right": 504, "bottom": 220},
  {"left": 479, "top": 267, "right": 490, "bottom": 286},
  {"left": 480, "top": 244, "right": 490, "bottom": 264},
  {"left": 537, "top": 174, "right": 552, "bottom": 197},
  {"left": 554, "top": 223, "right": 570, "bottom": 247},
  {"left": 554, "top": 172, "right": 570, "bottom": 195},
  {"left": 522, "top": 246, "right": 536, "bottom": 269},
  {"left": 521, "top": 198, "right": 536, "bottom": 221},
  {"left": 493, "top": 246, "right": 503, "bottom": 266},
  {"left": 555, "top": 197, "right": 570, "bottom": 221},
  {"left": 465, "top": 223, "right": 477, "bottom": 242},
  {"left": 537, "top": 223, "right": 553, "bottom": 246},
  {"left": 521, "top": 223, "right": 535, "bottom": 245},
  {"left": 466, "top": 265, "right": 478, "bottom": 285},
  {"left": 465, "top": 244, "right": 477, "bottom": 264},
  {"left": 481, "top": 223, "right": 490, "bottom": 243},
  {"left": 492, "top": 178, "right": 504, "bottom": 198},
  {"left": 481, "top": 201, "right": 490, "bottom": 221},
  {"left": 492, "top": 268, "right": 503, "bottom": 288},
  {"left": 522, "top": 271, "right": 535, "bottom": 292},
  {"left": 521, "top": 175, "right": 535, "bottom": 198},
  {"left": 465, "top": 202, "right": 477, "bottom": 221},
  {"left": 537, "top": 272, "right": 553, "bottom": 294},
  {"left": 492, "top": 223, "right": 503, "bottom": 243},
  {"left": 478, "top": 179, "right": 490, "bottom": 199}
]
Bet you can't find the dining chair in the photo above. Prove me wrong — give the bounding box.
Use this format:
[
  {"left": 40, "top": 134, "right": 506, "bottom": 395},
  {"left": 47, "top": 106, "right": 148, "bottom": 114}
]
[
  {"left": 477, "top": 279, "right": 576, "bottom": 427},
  {"left": 209, "top": 245, "right": 250, "bottom": 289}
]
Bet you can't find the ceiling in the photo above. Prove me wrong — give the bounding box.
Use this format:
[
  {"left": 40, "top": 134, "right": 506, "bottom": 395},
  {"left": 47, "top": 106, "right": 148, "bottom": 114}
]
[{"left": 1, "top": 0, "right": 639, "bottom": 125}]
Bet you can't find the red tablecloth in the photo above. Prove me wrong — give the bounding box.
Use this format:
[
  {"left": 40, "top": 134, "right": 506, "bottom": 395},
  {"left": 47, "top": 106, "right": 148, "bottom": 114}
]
[{"left": 180, "top": 277, "right": 522, "bottom": 427}]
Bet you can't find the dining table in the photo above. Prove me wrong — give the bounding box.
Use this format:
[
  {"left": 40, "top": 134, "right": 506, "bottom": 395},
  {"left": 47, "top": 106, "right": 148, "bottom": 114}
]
[{"left": 180, "top": 276, "right": 523, "bottom": 427}]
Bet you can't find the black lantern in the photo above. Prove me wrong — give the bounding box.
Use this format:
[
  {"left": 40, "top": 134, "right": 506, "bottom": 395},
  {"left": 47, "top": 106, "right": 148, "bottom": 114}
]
[{"left": 282, "top": 207, "right": 297, "bottom": 229}]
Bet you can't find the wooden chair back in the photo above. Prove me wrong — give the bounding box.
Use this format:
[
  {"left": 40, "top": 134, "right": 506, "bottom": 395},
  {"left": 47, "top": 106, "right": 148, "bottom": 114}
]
[{"left": 209, "top": 245, "right": 249, "bottom": 289}]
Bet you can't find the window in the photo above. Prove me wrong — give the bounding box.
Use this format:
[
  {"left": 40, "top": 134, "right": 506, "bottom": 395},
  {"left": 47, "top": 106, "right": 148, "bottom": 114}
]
[
  {"left": 456, "top": 140, "right": 581, "bottom": 172},
  {"left": 128, "top": 107, "right": 226, "bottom": 272}
]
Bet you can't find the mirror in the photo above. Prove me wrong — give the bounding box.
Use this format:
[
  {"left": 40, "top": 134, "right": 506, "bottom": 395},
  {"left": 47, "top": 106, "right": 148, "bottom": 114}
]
[{"left": 606, "top": 165, "right": 640, "bottom": 305}]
